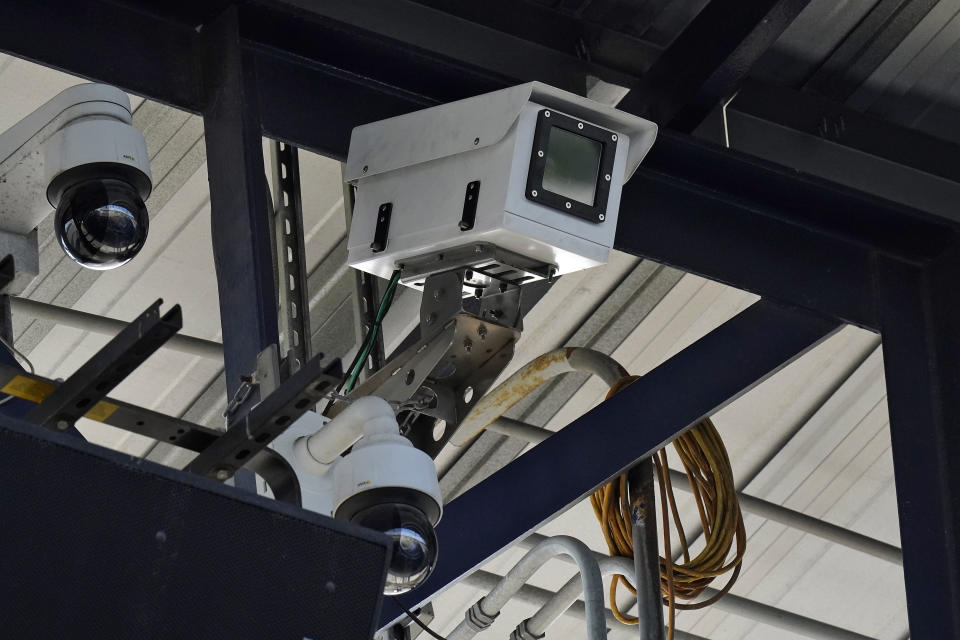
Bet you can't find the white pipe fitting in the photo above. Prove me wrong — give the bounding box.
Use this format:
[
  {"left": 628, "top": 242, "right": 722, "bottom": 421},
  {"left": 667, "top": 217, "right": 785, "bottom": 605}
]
[
  {"left": 295, "top": 396, "right": 396, "bottom": 469},
  {"left": 447, "top": 535, "right": 606, "bottom": 640}
]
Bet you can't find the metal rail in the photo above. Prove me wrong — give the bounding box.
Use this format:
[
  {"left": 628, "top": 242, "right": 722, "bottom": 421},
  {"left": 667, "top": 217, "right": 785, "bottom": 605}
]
[{"left": 10, "top": 297, "right": 223, "bottom": 361}]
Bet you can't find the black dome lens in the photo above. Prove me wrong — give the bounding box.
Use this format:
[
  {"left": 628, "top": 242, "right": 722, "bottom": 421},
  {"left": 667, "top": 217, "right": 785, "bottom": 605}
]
[
  {"left": 55, "top": 178, "right": 148, "bottom": 270},
  {"left": 351, "top": 503, "right": 438, "bottom": 595}
]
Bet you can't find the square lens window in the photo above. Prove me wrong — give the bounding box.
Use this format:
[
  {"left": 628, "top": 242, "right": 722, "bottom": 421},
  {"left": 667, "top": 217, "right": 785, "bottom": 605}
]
[{"left": 541, "top": 127, "right": 603, "bottom": 206}]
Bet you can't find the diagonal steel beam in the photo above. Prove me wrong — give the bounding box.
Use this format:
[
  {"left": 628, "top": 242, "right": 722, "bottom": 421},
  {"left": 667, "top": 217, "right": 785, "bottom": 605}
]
[
  {"left": 617, "top": 0, "right": 813, "bottom": 129},
  {"left": 384, "top": 299, "right": 841, "bottom": 627}
]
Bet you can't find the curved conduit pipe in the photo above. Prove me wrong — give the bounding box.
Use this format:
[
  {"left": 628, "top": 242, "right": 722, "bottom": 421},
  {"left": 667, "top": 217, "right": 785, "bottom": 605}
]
[
  {"left": 446, "top": 535, "right": 606, "bottom": 640},
  {"left": 453, "top": 348, "right": 628, "bottom": 445},
  {"left": 520, "top": 555, "right": 636, "bottom": 639}
]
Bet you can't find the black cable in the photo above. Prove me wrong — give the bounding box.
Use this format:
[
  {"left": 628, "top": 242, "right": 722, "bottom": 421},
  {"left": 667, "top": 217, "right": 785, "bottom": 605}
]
[{"left": 391, "top": 597, "right": 448, "bottom": 640}]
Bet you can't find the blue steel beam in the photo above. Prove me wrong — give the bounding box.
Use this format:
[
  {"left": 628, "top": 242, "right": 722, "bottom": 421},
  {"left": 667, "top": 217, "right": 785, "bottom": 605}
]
[
  {"left": 385, "top": 299, "right": 841, "bottom": 626},
  {"left": 876, "top": 248, "right": 960, "bottom": 640},
  {"left": 201, "top": 7, "right": 280, "bottom": 413}
]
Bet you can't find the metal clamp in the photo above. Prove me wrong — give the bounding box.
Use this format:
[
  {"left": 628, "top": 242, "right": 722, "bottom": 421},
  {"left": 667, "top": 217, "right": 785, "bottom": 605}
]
[
  {"left": 464, "top": 600, "right": 499, "bottom": 633},
  {"left": 510, "top": 620, "right": 545, "bottom": 640}
]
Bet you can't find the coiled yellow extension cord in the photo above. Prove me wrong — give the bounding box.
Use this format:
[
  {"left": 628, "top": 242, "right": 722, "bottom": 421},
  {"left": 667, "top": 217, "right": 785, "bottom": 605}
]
[{"left": 591, "top": 377, "right": 746, "bottom": 640}]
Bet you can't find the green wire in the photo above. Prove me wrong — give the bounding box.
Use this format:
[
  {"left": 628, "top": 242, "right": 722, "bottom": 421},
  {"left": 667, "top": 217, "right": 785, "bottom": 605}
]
[{"left": 344, "top": 270, "right": 401, "bottom": 393}]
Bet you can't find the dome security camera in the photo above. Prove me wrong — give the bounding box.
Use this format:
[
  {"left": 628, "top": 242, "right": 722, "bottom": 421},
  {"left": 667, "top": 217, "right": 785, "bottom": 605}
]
[
  {"left": 0, "top": 83, "right": 152, "bottom": 279},
  {"left": 271, "top": 397, "right": 443, "bottom": 595}
]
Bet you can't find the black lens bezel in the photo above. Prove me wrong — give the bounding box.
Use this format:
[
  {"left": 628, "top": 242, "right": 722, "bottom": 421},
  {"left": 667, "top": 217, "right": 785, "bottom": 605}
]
[{"left": 525, "top": 109, "right": 618, "bottom": 224}]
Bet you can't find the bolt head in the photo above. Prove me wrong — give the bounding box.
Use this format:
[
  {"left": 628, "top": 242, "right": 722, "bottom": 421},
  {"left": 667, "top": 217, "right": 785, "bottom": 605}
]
[
  {"left": 214, "top": 468, "right": 231, "bottom": 481},
  {"left": 56, "top": 420, "right": 70, "bottom": 431},
  {"left": 531, "top": 190, "right": 538, "bottom": 197},
  {"left": 599, "top": 214, "right": 606, "bottom": 221}
]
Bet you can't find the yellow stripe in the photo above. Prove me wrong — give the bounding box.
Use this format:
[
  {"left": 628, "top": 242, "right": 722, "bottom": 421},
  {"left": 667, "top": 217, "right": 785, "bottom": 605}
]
[
  {"left": 1, "top": 374, "right": 119, "bottom": 422},
  {"left": 1, "top": 375, "right": 55, "bottom": 403},
  {"left": 84, "top": 401, "right": 119, "bottom": 422}
]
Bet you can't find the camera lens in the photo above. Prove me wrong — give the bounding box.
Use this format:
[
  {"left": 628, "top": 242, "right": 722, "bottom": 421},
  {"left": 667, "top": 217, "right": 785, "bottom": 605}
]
[
  {"left": 54, "top": 178, "right": 148, "bottom": 270},
  {"left": 351, "top": 503, "right": 438, "bottom": 595}
]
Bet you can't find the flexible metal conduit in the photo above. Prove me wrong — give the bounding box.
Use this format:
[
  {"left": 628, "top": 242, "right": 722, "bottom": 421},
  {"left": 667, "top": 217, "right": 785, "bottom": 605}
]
[
  {"left": 10, "top": 297, "right": 224, "bottom": 361},
  {"left": 487, "top": 419, "right": 903, "bottom": 565},
  {"left": 447, "top": 535, "right": 606, "bottom": 640},
  {"left": 454, "top": 348, "right": 628, "bottom": 445}
]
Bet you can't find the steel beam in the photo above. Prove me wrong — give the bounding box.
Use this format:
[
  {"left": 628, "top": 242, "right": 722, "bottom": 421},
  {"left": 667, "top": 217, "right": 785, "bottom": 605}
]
[
  {"left": 617, "top": 0, "right": 812, "bottom": 129},
  {"left": 486, "top": 418, "right": 904, "bottom": 566},
  {"left": 201, "top": 7, "right": 280, "bottom": 411},
  {"left": 876, "top": 248, "right": 960, "bottom": 639},
  {"left": 385, "top": 300, "right": 841, "bottom": 626},
  {"left": 0, "top": 0, "right": 201, "bottom": 111},
  {"left": 704, "top": 80, "right": 960, "bottom": 226},
  {"left": 619, "top": 130, "right": 953, "bottom": 330}
]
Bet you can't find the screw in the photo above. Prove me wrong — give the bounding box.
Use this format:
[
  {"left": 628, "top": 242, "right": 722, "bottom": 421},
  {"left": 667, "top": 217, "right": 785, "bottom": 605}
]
[
  {"left": 478, "top": 325, "right": 488, "bottom": 340},
  {"left": 433, "top": 288, "right": 444, "bottom": 301},
  {"left": 605, "top": 174, "right": 611, "bottom": 181},
  {"left": 463, "top": 338, "right": 473, "bottom": 353},
  {"left": 537, "top": 150, "right": 544, "bottom": 157},
  {"left": 599, "top": 214, "right": 606, "bottom": 221},
  {"left": 565, "top": 202, "right": 571, "bottom": 209},
  {"left": 474, "top": 246, "right": 483, "bottom": 254},
  {"left": 531, "top": 190, "right": 538, "bottom": 197},
  {"left": 56, "top": 420, "right": 70, "bottom": 431},
  {"left": 611, "top": 134, "right": 618, "bottom": 141},
  {"left": 544, "top": 111, "right": 551, "bottom": 117},
  {"left": 214, "top": 468, "right": 232, "bottom": 481},
  {"left": 577, "top": 122, "right": 584, "bottom": 129}
]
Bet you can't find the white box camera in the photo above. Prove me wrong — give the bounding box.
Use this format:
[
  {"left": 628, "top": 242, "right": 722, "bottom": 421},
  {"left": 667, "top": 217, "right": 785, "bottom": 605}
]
[{"left": 344, "top": 82, "right": 657, "bottom": 287}]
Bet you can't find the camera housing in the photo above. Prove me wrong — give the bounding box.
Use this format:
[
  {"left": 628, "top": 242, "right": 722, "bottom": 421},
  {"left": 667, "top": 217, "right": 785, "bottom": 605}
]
[
  {"left": 0, "top": 83, "right": 152, "bottom": 285},
  {"left": 345, "top": 81, "right": 657, "bottom": 288},
  {"left": 270, "top": 397, "right": 443, "bottom": 595}
]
